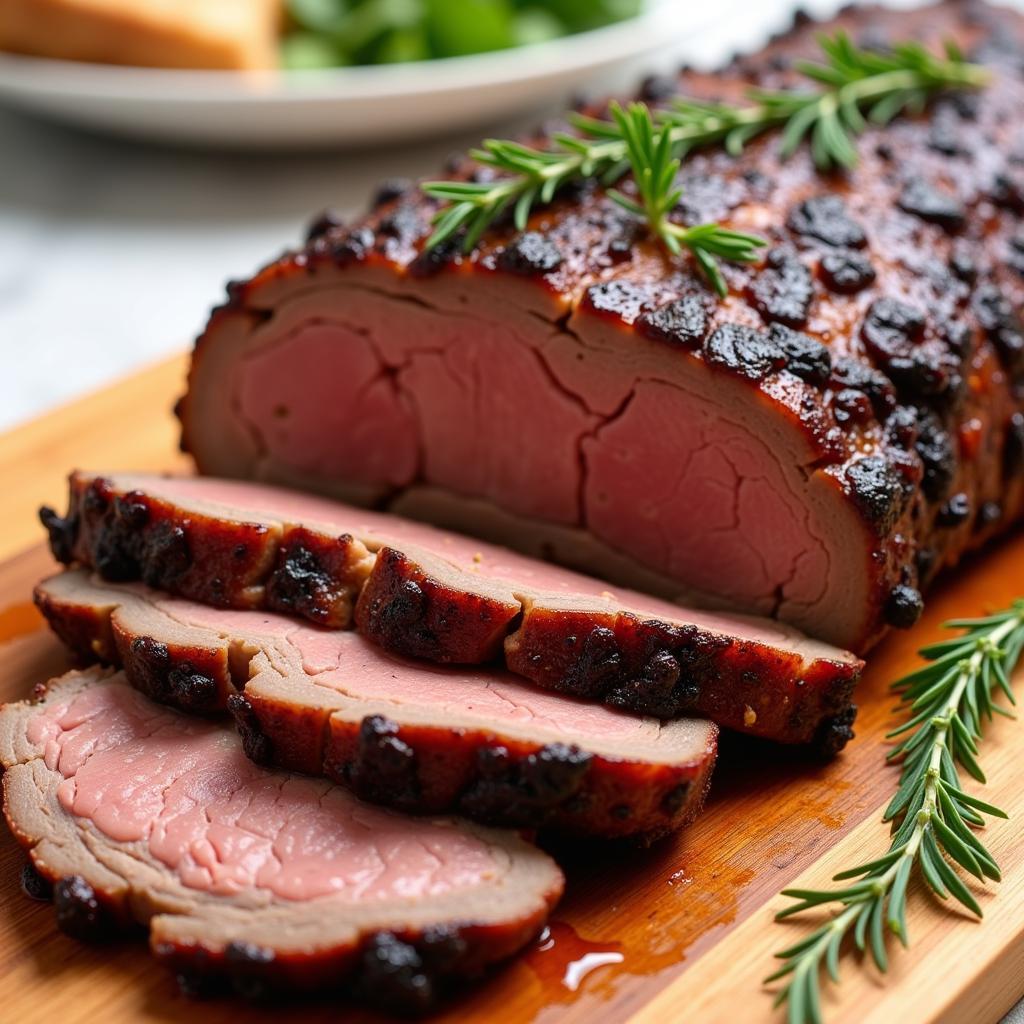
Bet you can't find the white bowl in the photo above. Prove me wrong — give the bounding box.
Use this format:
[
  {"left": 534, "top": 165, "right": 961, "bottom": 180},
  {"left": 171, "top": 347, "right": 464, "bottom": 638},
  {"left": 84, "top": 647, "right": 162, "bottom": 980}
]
[{"left": 0, "top": 1, "right": 736, "bottom": 148}]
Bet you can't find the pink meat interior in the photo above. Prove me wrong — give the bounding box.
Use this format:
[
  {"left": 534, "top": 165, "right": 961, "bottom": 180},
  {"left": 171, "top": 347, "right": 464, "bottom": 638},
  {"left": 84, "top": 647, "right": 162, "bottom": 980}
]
[
  {"left": 225, "top": 301, "right": 842, "bottom": 627},
  {"left": 26, "top": 683, "right": 498, "bottom": 901},
  {"left": 143, "top": 475, "right": 850, "bottom": 662},
  {"left": 148, "top": 595, "right": 667, "bottom": 746}
]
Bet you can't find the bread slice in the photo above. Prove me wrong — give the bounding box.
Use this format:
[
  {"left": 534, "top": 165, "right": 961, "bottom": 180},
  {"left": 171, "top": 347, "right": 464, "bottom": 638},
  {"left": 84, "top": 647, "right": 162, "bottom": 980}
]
[{"left": 0, "top": 0, "right": 281, "bottom": 70}]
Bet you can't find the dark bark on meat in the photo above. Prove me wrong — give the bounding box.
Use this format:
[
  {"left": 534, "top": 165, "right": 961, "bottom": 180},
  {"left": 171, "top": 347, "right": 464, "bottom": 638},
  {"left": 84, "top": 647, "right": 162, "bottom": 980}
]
[
  {"left": 43, "top": 474, "right": 861, "bottom": 753},
  {"left": 36, "top": 576, "right": 715, "bottom": 839},
  {"left": 176, "top": 0, "right": 1024, "bottom": 657}
]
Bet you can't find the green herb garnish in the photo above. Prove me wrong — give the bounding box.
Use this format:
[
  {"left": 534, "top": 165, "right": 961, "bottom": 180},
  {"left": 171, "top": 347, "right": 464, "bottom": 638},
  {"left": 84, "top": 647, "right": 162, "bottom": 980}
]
[
  {"left": 605, "top": 101, "right": 766, "bottom": 296},
  {"left": 767, "top": 600, "right": 1024, "bottom": 1024},
  {"left": 422, "top": 33, "right": 988, "bottom": 287},
  {"left": 281, "top": 0, "right": 642, "bottom": 70}
]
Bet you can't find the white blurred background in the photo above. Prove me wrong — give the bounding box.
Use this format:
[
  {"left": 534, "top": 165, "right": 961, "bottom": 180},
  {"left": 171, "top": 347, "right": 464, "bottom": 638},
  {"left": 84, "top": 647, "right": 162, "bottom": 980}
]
[{"left": 0, "top": 0, "right": 1019, "bottom": 434}]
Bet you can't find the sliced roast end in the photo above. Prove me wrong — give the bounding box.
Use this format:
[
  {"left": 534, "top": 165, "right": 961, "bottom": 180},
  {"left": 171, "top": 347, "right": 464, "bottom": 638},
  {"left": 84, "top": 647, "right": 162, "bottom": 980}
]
[
  {"left": 354, "top": 544, "right": 520, "bottom": 664},
  {"left": 46, "top": 473, "right": 862, "bottom": 753},
  {"left": 36, "top": 570, "right": 718, "bottom": 839},
  {"left": 0, "top": 670, "right": 563, "bottom": 1006},
  {"left": 506, "top": 599, "right": 861, "bottom": 749}
]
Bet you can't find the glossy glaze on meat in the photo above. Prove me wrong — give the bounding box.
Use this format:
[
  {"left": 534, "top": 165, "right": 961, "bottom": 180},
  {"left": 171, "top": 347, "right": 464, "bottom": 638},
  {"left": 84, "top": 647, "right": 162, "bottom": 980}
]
[{"left": 177, "top": 1, "right": 1024, "bottom": 656}]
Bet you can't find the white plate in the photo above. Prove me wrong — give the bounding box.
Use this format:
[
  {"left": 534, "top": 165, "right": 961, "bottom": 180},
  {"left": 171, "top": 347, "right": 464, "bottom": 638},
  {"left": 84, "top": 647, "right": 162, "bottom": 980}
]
[{"left": 0, "top": 0, "right": 735, "bottom": 148}]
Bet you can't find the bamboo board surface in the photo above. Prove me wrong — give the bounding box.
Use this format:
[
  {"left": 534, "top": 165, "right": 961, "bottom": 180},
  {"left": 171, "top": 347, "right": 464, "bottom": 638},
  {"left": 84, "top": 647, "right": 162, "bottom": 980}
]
[{"left": 0, "top": 354, "right": 1023, "bottom": 1024}]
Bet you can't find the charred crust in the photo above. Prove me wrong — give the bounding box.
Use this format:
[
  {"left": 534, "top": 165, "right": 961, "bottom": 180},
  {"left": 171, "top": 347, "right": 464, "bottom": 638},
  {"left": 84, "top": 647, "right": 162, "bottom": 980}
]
[
  {"left": 811, "top": 704, "right": 857, "bottom": 759},
  {"left": 915, "top": 412, "right": 956, "bottom": 502},
  {"left": 21, "top": 860, "right": 52, "bottom": 901},
  {"left": 949, "top": 245, "right": 978, "bottom": 283},
  {"left": 703, "top": 322, "right": 832, "bottom": 387},
  {"left": 832, "top": 387, "right": 875, "bottom": 425},
  {"left": 659, "top": 781, "right": 692, "bottom": 816},
  {"left": 748, "top": 246, "right": 814, "bottom": 329},
  {"left": 561, "top": 626, "right": 622, "bottom": 695},
  {"left": 1006, "top": 412, "right": 1024, "bottom": 474},
  {"left": 39, "top": 506, "right": 78, "bottom": 564},
  {"left": 635, "top": 295, "right": 708, "bottom": 349},
  {"left": 349, "top": 715, "right": 420, "bottom": 808},
  {"left": 459, "top": 743, "right": 592, "bottom": 826},
  {"left": 496, "top": 232, "right": 563, "bottom": 275},
  {"left": 266, "top": 544, "right": 337, "bottom": 625},
  {"left": 861, "top": 298, "right": 926, "bottom": 360},
  {"left": 844, "top": 455, "right": 909, "bottom": 533},
  {"left": 304, "top": 208, "right": 345, "bottom": 243},
  {"left": 884, "top": 584, "right": 925, "bottom": 629},
  {"left": 378, "top": 204, "right": 424, "bottom": 244},
  {"left": 353, "top": 930, "right": 468, "bottom": 1015},
  {"left": 768, "top": 324, "right": 831, "bottom": 387},
  {"left": 830, "top": 356, "right": 896, "bottom": 421},
  {"left": 540, "top": 619, "right": 724, "bottom": 719},
  {"left": 605, "top": 648, "right": 684, "bottom": 718},
  {"left": 818, "top": 249, "right": 876, "bottom": 294},
  {"left": 331, "top": 226, "right": 375, "bottom": 266},
  {"left": 786, "top": 194, "right": 866, "bottom": 249},
  {"left": 83, "top": 478, "right": 111, "bottom": 515},
  {"left": 372, "top": 177, "right": 413, "bottom": 208},
  {"left": 1007, "top": 234, "right": 1024, "bottom": 277},
  {"left": 224, "top": 941, "right": 277, "bottom": 1001},
  {"left": 227, "top": 693, "right": 273, "bottom": 765},
  {"left": 356, "top": 546, "right": 512, "bottom": 664},
  {"left": 139, "top": 522, "right": 191, "bottom": 588},
  {"left": 408, "top": 236, "right": 460, "bottom": 277},
  {"left": 937, "top": 318, "right": 973, "bottom": 358},
  {"left": 973, "top": 284, "right": 1024, "bottom": 376},
  {"left": 897, "top": 178, "right": 966, "bottom": 232},
  {"left": 928, "top": 104, "right": 965, "bottom": 156},
  {"left": 704, "top": 323, "right": 786, "bottom": 381},
  {"left": 126, "top": 635, "right": 218, "bottom": 712},
  {"left": 991, "top": 168, "right": 1024, "bottom": 212},
  {"left": 371, "top": 570, "right": 428, "bottom": 633},
  {"left": 78, "top": 487, "right": 192, "bottom": 587},
  {"left": 54, "top": 875, "right": 112, "bottom": 942}
]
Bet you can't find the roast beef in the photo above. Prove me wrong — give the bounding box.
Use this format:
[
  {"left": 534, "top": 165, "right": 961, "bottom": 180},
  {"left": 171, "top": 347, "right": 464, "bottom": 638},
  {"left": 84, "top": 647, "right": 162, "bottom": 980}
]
[
  {"left": 35, "top": 569, "right": 718, "bottom": 839},
  {"left": 41, "top": 472, "right": 862, "bottom": 752},
  {"left": 175, "top": 0, "right": 1024, "bottom": 655},
  {"left": 0, "top": 668, "right": 562, "bottom": 1008}
]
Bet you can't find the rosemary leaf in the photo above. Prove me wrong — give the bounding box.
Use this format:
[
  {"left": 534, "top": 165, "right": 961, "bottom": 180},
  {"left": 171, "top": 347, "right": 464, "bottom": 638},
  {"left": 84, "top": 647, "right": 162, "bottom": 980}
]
[
  {"left": 766, "top": 599, "right": 1024, "bottom": 1024},
  {"left": 421, "top": 31, "right": 989, "bottom": 282}
]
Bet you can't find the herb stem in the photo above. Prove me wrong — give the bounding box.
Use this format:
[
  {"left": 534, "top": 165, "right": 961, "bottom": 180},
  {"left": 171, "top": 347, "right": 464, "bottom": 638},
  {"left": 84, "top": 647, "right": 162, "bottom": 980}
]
[
  {"left": 768, "top": 602, "right": 1024, "bottom": 1024},
  {"left": 422, "top": 34, "right": 989, "bottom": 266}
]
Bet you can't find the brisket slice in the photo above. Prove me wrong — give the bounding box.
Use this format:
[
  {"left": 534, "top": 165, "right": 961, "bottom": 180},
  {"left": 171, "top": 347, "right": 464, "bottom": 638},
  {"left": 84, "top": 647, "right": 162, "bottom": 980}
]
[
  {"left": 35, "top": 570, "right": 718, "bottom": 840},
  {"left": 176, "top": 0, "right": 1024, "bottom": 656},
  {"left": 0, "top": 669, "right": 562, "bottom": 1009},
  {"left": 42, "top": 472, "right": 861, "bottom": 753}
]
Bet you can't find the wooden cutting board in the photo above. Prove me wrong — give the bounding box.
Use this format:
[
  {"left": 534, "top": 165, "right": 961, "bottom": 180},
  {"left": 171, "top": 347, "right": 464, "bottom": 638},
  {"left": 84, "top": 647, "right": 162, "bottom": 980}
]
[{"left": 1, "top": 354, "right": 1023, "bottom": 1024}]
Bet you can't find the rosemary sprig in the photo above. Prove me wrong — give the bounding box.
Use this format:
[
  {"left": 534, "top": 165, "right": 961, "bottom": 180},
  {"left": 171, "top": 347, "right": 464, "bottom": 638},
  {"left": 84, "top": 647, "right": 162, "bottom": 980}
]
[
  {"left": 767, "top": 600, "right": 1024, "bottom": 1024},
  {"left": 606, "top": 101, "right": 765, "bottom": 296},
  {"left": 421, "top": 33, "right": 988, "bottom": 271}
]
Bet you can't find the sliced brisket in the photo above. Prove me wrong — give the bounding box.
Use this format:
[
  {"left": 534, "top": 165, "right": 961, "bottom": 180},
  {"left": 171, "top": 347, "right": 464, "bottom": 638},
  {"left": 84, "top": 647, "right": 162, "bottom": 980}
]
[
  {"left": 36, "top": 569, "right": 718, "bottom": 839},
  {"left": 42, "top": 472, "right": 861, "bottom": 752},
  {"left": 0, "top": 669, "right": 562, "bottom": 1008},
  {"left": 176, "top": 0, "right": 1024, "bottom": 655}
]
